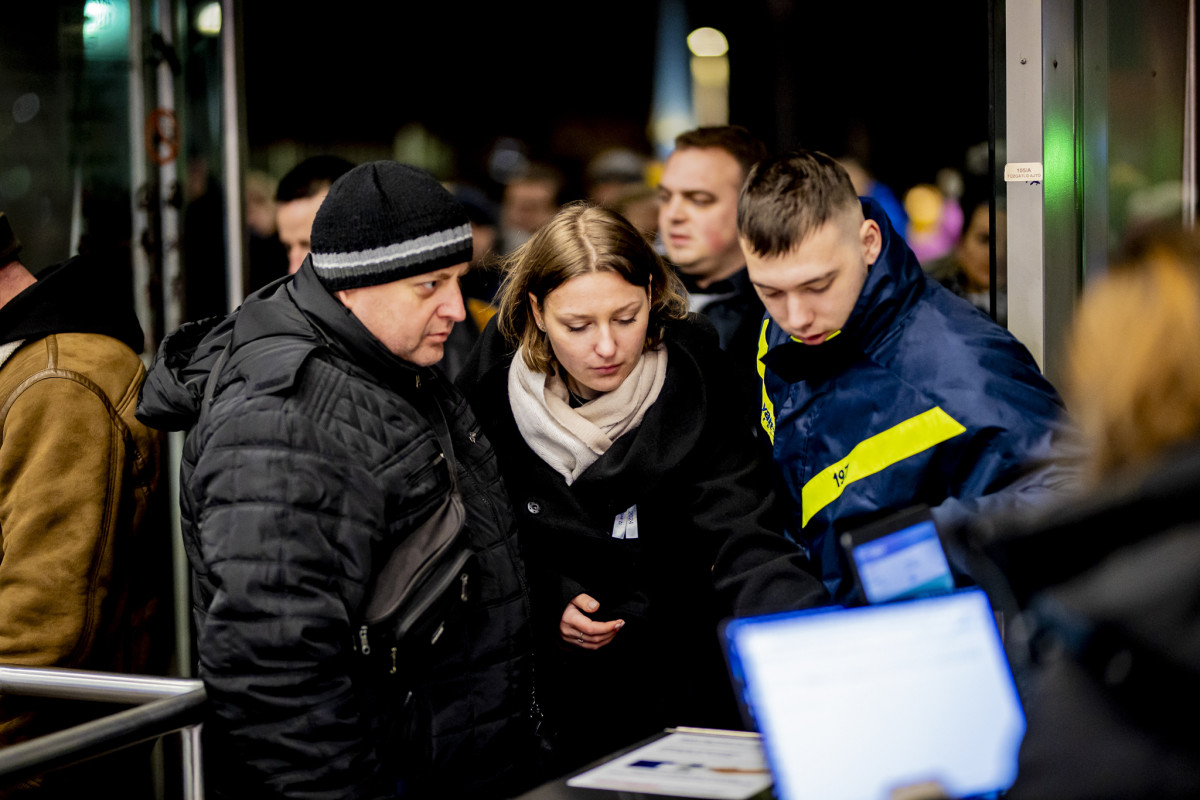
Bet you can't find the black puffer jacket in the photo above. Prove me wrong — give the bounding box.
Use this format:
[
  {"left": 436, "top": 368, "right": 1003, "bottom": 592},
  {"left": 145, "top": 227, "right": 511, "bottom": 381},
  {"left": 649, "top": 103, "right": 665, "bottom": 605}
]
[
  {"left": 137, "top": 263, "right": 534, "bottom": 799},
  {"left": 678, "top": 268, "right": 765, "bottom": 421},
  {"left": 457, "top": 313, "right": 828, "bottom": 772}
]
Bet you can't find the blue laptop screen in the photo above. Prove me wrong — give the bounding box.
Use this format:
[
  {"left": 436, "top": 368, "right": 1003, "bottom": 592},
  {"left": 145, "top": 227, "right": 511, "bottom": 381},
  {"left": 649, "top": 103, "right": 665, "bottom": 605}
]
[{"left": 723, "top": 589, "right": 1025, "bottom": 800}]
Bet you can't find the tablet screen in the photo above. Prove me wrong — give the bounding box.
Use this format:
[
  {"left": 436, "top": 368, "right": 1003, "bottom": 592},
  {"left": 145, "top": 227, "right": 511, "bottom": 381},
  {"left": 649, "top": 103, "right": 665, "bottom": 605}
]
[{"left": 844, "top": 514, "right": 954, "bottom": 604}]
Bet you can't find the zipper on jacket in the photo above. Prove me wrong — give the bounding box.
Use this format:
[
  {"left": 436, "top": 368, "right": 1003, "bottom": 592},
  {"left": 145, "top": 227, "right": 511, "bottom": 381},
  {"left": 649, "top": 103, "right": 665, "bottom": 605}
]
[
  {"left": 358, "top": 625, "right": 371, "bottom": 655},
  {"left": 389, "top": 646, "right": 398, "bottom": 675}
]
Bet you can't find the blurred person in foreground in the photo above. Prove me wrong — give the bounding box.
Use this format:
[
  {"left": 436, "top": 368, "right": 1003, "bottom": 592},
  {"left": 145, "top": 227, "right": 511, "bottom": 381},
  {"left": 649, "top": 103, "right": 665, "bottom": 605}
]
[
  {"left": 457, "top": 203, "right": 827, "bottom": 775},
  {"left": 0, "top": 213, "right": 167, "bottom": 798},
  {"left": 136, "top": 163, "right": 534, "bottom": 799},
  {"left": 954, "top": 224, "right": 1200, "bottom": 799},
  {"left": 739, "top": 151, "right": 1074, "bottom": 602}
]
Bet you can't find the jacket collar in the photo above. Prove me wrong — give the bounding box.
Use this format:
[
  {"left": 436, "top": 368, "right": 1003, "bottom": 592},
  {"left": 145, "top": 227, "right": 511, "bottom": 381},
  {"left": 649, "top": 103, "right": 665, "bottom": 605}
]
[
  {"left": 678, "top": 265, "right": 752, "bottom": 297},
  {"left": 138, "top": 261, "right": 440, "bottom": 433},
  {"left": 281, "top": 258, "right": 436, "bottom": 392},
  {"left": 0, "top": 255, "right": 145, "bottom": 352},
  {"left": 846, "top": 197, "right": 927, "bottom": 352}
]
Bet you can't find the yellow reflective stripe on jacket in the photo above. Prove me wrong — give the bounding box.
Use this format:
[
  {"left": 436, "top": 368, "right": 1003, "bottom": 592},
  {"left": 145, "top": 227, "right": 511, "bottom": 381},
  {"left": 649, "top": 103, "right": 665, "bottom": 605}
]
[
  {"left": 790, "top": 329, "right": 841, "bottom": 344},
  {"left": 756, "top": 319, "right": 776, "bottom": 443},
  {"left": 801, "top": 406, "right": 966, "bottom": 527}
]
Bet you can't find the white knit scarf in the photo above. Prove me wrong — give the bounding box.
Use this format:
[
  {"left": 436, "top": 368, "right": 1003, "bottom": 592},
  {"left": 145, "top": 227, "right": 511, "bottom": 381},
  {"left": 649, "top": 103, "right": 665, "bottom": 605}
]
[{"left": 508, "top": 346, "right": 668, "bottom": 485}]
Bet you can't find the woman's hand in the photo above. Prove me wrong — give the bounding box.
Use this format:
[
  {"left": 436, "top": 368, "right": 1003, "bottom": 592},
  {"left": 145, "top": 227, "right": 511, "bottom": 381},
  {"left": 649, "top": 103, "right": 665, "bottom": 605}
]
[{"left": 560, "top": 593, "right": 624, "bottom": 650}]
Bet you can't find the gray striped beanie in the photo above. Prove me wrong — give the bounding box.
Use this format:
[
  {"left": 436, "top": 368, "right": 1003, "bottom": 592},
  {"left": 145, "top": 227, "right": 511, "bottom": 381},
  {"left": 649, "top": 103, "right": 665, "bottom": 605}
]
[{"left": 309, "top": 161, "right": 472, "bottom": 291}]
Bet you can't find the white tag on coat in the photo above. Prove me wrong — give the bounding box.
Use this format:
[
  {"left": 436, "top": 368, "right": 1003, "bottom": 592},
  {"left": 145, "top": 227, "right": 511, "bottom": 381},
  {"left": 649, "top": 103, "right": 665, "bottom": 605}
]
[{"left": 611, "top": 505, "right": 639, "bottom": 539}]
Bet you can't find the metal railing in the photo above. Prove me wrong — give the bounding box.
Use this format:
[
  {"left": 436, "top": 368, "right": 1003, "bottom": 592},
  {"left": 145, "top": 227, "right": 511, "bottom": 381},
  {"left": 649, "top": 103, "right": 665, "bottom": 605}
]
[{"left": 0, "top": 666, "right": 206, "bottom": 799}]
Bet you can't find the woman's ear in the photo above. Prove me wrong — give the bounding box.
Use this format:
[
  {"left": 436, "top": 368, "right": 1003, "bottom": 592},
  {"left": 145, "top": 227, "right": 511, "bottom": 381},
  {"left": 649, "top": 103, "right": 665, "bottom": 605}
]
[{"left": 529, "top": 292, "right": 545, "bottom": 331}]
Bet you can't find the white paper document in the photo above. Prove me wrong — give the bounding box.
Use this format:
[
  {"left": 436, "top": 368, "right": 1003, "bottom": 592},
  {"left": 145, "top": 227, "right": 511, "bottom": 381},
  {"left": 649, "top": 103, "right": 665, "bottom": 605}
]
[{"left": 566, "top": 730, "right": 773, "bottom": 799}]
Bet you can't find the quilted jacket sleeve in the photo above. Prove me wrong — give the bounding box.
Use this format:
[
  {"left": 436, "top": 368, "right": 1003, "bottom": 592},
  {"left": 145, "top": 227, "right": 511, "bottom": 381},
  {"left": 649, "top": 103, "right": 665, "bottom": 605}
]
[{"left": 190, "top": 401, "right": 389, "bottom": 800}]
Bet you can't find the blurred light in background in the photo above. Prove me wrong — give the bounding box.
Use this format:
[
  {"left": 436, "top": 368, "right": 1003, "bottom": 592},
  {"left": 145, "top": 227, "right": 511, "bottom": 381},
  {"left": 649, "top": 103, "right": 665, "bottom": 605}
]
[
  {"left": 394, "top": 123, "right": 455, "bottom": 179},
  {"left": 196, "top": 2, "right": 223, "bottom": 36},
  {"left": 12, "top": 93, "right": 40, "bottom": 124},
  {"left": 687, "top": 27, "right": 728, "bottom": 57},
  {"left": 650, "top": 0, "right": 695, "bottom": 159},
  {"left": 83, "top": 0, "right": 127, "bottom": 60},
  {"left": 83, "top": 0, "right": 116, "bottom": 37},
  {"left": 689, "top": 26, "right": 729, "bottom": 127}
]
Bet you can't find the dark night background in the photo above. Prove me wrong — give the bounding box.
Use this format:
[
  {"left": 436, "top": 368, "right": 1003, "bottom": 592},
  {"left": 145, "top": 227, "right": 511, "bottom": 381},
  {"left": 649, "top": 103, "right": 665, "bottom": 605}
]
[
  {"left": 241, "top": 1, "right": 993, "bottom": 198},
  {"left": 0, "top": 0, "right": 992, "bottom": 273}
]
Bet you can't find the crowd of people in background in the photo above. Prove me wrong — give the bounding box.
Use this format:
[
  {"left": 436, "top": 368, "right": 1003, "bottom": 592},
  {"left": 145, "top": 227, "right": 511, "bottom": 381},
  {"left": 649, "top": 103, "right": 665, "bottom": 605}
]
[
  {"left": 2, "top": 123, "right": 1198, "bottom": 800},
  {"left": 237, "top": 132, "right": 1005, "bottom": 343}
]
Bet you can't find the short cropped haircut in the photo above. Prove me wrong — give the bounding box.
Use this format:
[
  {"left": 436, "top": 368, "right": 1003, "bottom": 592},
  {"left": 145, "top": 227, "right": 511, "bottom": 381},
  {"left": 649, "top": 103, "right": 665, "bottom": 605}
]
[
  {"left": 275, "top": 155, "right": 355, "bottom": 203},
  {"left": 495, "top": 202, "right": 688, "bottom": 375},
  {"left": 674, "top": 125, "right": 768, "bottom": 179},
  {"left": 737, "top": 150, "right": 861, "bottom": 257}
]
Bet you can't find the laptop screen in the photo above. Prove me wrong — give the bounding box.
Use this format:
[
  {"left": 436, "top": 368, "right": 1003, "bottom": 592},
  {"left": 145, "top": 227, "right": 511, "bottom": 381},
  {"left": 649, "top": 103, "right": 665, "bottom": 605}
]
[{"left": 723, "top": 589, "right": 1025, "bottom": 800}]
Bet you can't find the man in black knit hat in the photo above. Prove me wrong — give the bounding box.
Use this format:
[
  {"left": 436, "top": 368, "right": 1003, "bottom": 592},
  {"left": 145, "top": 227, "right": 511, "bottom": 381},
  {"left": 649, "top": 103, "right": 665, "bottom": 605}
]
[{"left": 137, "top": 163, "right": 536, "bottom": 799}]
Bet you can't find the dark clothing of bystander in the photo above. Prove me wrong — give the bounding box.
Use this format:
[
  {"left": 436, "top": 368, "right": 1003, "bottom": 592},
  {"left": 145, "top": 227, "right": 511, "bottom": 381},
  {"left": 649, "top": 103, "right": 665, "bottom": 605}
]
[
  {"left": 0, "top": 254, "right": 167, "bottom": 799},
  {"left": 137, "top": 261, "right": 535, "bottom": 799},
  {"left": 953, "top": 440, "right": 1200, "bottom": 799},
  {"left": 679, "top": 268, "right": 766, "bottom": 423}
]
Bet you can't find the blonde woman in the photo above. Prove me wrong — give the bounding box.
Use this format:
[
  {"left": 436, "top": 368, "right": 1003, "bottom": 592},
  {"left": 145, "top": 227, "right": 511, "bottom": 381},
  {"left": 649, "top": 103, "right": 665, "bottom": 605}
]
[{"left": 457, "top": 203, "right": 827, "bottom": 774}]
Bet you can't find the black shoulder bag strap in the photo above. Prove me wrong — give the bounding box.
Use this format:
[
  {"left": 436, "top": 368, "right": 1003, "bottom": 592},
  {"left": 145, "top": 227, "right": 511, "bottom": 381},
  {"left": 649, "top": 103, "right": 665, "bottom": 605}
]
[
  {"left": 356, "top": 387, "right": 474, "bottom": 671},
  {"left": 198, "top": 343, "right": 232, "bottom": 427}
]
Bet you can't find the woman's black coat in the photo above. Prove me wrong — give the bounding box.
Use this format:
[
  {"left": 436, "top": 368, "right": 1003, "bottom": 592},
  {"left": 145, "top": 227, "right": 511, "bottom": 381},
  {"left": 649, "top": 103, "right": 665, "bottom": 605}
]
[{"left": 457, "top": 313, "right": 827, "bottom": 770}]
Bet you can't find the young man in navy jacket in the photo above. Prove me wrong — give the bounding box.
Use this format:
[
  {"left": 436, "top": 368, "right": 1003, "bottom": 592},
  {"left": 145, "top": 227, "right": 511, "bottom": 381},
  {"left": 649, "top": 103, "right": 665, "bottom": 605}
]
[{"left": 737, "top": 150, "right": 1075, "bottom": 601}]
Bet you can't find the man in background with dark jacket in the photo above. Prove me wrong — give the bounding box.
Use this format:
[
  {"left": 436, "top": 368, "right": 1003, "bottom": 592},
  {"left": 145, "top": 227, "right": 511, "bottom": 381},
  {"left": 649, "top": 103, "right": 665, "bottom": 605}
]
[
  {"left": 0, "top": 212, "right": 168, "bottom": 798},
  {"left": 657, "top": 125, "right": 769, "bottom": 415},
  {"left": 738, "top": 151, "right": 1074, "bottom": 602},
  {"left": 137, "top": 163, "right": 534, "bottom": 799}
]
